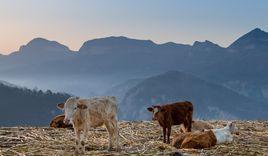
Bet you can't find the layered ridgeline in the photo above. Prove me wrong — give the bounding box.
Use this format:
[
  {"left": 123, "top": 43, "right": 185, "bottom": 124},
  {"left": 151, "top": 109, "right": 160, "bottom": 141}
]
[
  {"left": 0, "top": 80, "right": 69, "bottom": 126},
  {"left": 0, "top": 28, "right": 268, "bottom": 120},
  {"left": 0, "top": 28, "right": 267, "bottom": 98},
  {"left": 120, "top": 71, "right": 267, "bottom": 120}
]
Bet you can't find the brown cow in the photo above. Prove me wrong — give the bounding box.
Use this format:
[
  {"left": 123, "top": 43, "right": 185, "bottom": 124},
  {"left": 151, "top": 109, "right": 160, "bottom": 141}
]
[
  {"left": 172, "top": 130, "right": 217, "bottom": 149},
  {"left": 50, "top": 114, "right": 73, "bottom": 129},
  {"left": 147, "top": 101, "right": 193, "bottom": 144}
]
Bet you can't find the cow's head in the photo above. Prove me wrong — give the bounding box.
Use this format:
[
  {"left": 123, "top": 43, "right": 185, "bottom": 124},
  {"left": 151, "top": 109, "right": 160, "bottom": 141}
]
[
  {"left": 147, "top": 105, "right": 165, "bottom": 121},
  {"left": 226, "top": 122, "right": 239, "bottom": 135},
  {"left": 57, "top": 97, "right": 80, "bottom": 124}
]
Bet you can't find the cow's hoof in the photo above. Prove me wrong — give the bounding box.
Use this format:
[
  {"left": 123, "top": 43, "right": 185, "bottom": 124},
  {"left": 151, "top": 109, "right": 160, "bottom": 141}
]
[
  {"left": 115, "top": 147, "right": 121, "bottom": 152},
  {"left": 107, "top": 147, "right": 113, "bottom": 151},
  {"left": 75, "top": 149, "right": 84, "bottom": 155},
  {"left": 112, "top": 146, "right": 121, "bottom": 152}
]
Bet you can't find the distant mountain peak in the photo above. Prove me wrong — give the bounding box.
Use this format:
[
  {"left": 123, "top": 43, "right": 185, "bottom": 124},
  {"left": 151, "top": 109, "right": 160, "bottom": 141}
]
[
  {"left": 243, "top": 28, "right": 267, "bottom": 38},
  {"left": 28, "top": 37, "right": 50, "bottom": 43},
  {"left": 159, "top": 42, "right": 191, "bottom": 48},
  {"left": 19, "top": 38, "right": 70, "bottom": 53},
  {"left": 228, "top": 28, "right": 268, "bottom": 50},
  {"left": 164, "top": 70, "right": 183, "bottom": 75},
  {"left": 79, "top": 36, "right": 156, "bottom": 52},
  {"left": 0, "top": 80, "right": 18, "bottom": 88},
  {"left": 84, "top": 36, "right": 155, "bottom": 44},
  {"left": 193, "top": 40, "right": 221, "bottom": 49},
  {"left": 250, "top": 28, "right": 263, "bottom": 33}
]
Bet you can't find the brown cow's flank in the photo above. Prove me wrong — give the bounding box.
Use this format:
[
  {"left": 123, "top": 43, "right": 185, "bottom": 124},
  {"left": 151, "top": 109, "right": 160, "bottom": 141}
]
[
  {"left": 50, "top": 114, "right": 73, "bottom": 128},
  {"left": 172, "top": 130, "right": 217, "bottom": 149}
]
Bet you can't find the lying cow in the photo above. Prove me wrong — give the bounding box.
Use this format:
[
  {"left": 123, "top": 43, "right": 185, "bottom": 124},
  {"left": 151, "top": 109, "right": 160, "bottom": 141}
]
[
  {"left": 50, "top": 114, "right": 73, "bottom": 129},
  {"left": 172, "top": 130, "right": 217, "bottom": 149},
  {"left": 57, "top": 96, "right": 119, "bottom": 154},
  {"left": 172, "top": 121, "right": 237, "bottom": 149},
  {"left": 147, "top": 101, "right": 193, "bottom": 144},
  {"left": 212, "top": 121, "right": 238, "bottom": 144}
]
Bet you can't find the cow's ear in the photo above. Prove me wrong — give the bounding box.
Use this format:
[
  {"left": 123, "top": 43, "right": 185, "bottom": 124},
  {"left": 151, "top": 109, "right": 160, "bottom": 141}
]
[
  {"left": 226, "top": 122, "right": 233, "bottom": 127},
  {"left": 57, "top": 103, "right": 65, "bottom": 110},
  {"left": 147, "top": 107, "right": 153, "bottom": 112},
  {"left": 229, "top": 122, "right": 235, "bottom": 129},
  {"left": 160, "top": 107, "right": 166, "bottom": 112}
]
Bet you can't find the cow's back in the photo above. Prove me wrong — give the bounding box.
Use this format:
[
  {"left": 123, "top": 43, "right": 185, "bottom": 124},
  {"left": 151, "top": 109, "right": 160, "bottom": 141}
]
[
  {"left": 164, "top": 101, "right": 193, "bottom": 125},
  {"left": 78, "top": 96, "right": 118, "bottom": 127}
]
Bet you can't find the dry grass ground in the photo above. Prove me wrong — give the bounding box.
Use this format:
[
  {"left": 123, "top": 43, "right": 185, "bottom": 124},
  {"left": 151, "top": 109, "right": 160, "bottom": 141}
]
[{"left": 0, "top": 120, "right": 267, "bottom": 156}]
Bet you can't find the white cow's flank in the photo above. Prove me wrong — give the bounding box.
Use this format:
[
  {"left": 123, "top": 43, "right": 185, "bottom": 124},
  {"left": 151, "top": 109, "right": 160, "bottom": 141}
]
[
  {"left": 211, "top": 122, "right": 237, "bottom": 144},
  {"left": 60, "top": 96, "right": 119, "bottom": 154}
]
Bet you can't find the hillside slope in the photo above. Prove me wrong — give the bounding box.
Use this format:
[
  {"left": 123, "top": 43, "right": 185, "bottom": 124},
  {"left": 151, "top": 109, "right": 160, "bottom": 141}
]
[
  {"left": 0, "top": 81, "right": 70, "bottom": 126},
  {"left": 121, "top": 71, "right": 268, "bottom": 120},
  {"left": 0, "top": 121, "right": 267, "bottom": 155}
]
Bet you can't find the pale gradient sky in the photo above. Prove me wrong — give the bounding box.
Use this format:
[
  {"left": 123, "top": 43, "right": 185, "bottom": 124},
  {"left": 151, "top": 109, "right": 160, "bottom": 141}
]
[{"left": 0, "top": 0, "right": 268, "bottom": 54}]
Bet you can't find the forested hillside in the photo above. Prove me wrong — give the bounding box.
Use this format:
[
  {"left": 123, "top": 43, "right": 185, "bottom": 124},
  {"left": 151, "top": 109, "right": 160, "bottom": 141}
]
[{"left": 0, "top": 81, "right": 69, "bottom": 126}]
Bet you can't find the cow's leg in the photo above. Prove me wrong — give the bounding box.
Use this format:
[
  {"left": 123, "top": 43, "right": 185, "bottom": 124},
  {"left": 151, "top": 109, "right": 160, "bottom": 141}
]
[
  {"left": 105, "top": 122, "right": 114, "bottom": 151},
  {"left": 110, "top": 117, "right": 119, "bottom": 151},
  {"left": 187, "top": 113, "right": 193, "bottom": 132},
  {"left": 80, "top": 128, "right": 88, "bottom": 154},
  {"left": 180, "top": 124, "right": 186, "bottom": 133},
  {"left": 74, "top": 129, "right": 82, "bottom": 154},
  {"left": 183, "top": 122, "right": 188, "bottom": 132},
  {"left": 184, "top": 117, "right": 192, "bottom": 132},
  {"left": 163, "top": 127, "right": 167, "bottom": 143},
  {"left": 167, "top": 126, "right": 171, "bottom": 144},
  {"left": 188, "top": 116, "right": 192, "bottom": 132}
]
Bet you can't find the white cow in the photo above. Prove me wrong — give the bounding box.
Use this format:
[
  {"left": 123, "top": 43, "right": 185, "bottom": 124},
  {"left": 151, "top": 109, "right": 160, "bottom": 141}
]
[
  {"left": 57, "top": 96, "right": 119, "bottom": 154},
  {"left": 211, "top": 121, "right": 238, "bottom": 144}
]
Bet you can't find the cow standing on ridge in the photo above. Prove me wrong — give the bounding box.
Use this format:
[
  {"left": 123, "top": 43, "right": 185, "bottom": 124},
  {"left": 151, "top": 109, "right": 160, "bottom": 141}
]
[
  {"left": 147, "top": 101, "right": 193, "bottom": 144},
  {"left": 57, "top": 96, "right": 119, "bottom": 154}
]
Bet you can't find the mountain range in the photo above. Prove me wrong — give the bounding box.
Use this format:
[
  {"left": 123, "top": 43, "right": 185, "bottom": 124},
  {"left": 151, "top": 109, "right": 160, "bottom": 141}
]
[{"left": 0, "top": 28, "right": 268, "bottom": 120}]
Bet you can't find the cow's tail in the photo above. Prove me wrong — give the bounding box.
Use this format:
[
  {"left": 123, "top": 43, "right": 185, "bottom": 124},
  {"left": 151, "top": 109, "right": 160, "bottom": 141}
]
[
  {"left": 184, "top": 101, "right": 193, "bottom": 132},
  {"left": 111, "top": 96, "right": 118, "bottom": 110},
  {"left": 106, "top": 96, "right": 119, "bottom": 116},
  {"left": 108, "top": 96, "right": 116, "bottom": 104}
]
